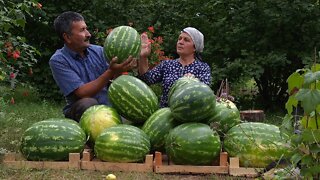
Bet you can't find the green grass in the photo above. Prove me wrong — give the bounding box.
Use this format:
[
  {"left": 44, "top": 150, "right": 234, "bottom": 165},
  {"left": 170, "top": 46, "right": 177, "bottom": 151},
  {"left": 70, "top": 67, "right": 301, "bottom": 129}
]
[{"left": 0, "top": 84, "right": 277, "bottom": 179}]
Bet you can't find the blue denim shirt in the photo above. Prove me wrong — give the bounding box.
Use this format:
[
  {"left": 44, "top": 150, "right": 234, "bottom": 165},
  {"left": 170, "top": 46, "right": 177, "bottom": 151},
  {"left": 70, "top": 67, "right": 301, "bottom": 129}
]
[
  {"left": 140, "top": 59, "right": 212, "bottom": 107},
  {"left": 49, "top": 44, "right": 110, "bottom": 114}
]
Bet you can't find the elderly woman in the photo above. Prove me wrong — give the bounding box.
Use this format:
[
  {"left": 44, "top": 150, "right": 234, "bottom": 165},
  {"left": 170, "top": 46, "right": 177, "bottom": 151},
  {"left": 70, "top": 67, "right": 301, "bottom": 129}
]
[{"left": 138, "top": 27, "right": 212, "bottom": 107}]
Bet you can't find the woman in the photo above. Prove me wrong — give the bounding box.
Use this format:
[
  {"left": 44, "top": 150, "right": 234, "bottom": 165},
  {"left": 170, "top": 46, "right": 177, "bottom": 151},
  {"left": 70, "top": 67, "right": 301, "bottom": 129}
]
[{"left": 139, "top": 27, "right": 212, "bottom": 107}]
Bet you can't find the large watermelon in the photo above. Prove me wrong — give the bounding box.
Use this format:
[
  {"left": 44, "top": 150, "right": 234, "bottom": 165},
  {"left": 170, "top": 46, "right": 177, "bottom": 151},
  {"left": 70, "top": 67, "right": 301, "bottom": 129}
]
[
  {"left": 169, "top": 81, "right": 216, "bottom": 122},
  {"left": 223, "top": 122, "right": 292, "bottom": 168},
  {"left": 20, "top": 118, "right": 86, "bottom": 161},
  {"left": 141, "top": 108, "right": 178, "bottom": 152},
  {"left": 165, "top": 123, "right": 221, "bottom": 165},
  {"left": 207, "top": 98, "right": 241, "bottom": 135},
  {"left": 104, "top": 26, "right": 141, "bottom": 63},
  {"left": 79, "top": 105, "right": 121, "bottom": 145},
  {"left": 108, "top": 75, "right": 159, "bottom": 123},
  {"left": 94, "top": 124, "right": 150, "bottom": 163},
  {"left": 168, "top": 76, "right": 199, "bottom": 100}
]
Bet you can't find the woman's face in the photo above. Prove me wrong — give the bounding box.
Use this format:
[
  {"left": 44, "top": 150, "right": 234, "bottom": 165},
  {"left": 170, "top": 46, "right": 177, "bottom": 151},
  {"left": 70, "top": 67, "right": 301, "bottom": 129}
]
[{"left": 176, "top": 32, "right": 195, "bottom": 57}]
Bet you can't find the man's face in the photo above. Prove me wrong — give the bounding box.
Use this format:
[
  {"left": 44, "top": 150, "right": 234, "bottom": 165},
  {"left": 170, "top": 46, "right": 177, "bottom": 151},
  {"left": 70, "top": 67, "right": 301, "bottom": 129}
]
[{"left": 64, "top": 20, "right": 91, "bottom": 52}]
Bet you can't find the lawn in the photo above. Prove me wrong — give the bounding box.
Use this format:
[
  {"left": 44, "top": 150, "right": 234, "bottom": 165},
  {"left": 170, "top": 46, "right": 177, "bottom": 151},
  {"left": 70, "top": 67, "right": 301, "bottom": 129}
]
[{"left": 0, "top": 84, "right": 282, "bottom": 179}]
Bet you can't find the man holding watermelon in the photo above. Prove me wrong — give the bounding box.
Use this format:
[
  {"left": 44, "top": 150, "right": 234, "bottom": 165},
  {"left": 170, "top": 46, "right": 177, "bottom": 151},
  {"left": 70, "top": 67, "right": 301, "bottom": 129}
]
[
  {"left": 49, "top": 11, "right": 136, "bottom": 122},
  {"left": 139, "top": 27, "right": 212, "bottom": 107}
]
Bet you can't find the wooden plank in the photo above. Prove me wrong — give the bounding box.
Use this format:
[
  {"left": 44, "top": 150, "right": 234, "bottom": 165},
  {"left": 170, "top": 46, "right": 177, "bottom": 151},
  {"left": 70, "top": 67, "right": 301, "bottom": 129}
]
[
  {"left": 154, "top": 151, "right": 229, "bottom": 174},
  {"left": 3, "top": 153, "right": 81, "bottom": 170},
  {"left": 229, "top": 157, "right": 264, "bottom": 177},
  {"left": 80, "top": 149, "right": 153, "bottom": 172}
]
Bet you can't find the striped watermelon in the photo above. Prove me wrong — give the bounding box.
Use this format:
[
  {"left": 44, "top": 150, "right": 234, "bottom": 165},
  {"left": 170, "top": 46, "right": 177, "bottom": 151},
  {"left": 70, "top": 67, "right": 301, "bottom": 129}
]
[
  {"left": 79, "top": 105, "right": 121, "bottom": 145},
  {"left": 169, "top": 81, "right": 216, "bottom": 122},
  {"left": 207, "top": 98, "right": 241, "bottom": 135},
  {"left": 168, "top": 76, "right": 199, "bottom": 100},
  {"left": 108, "top": 75, "right": 159, "bottom": 123},
  {"left": 94, "top": 124, "right": 150, "bottom": 162},
  {"left": 223, "top": 122, "right": 292, "bottom": 168},
  {"left": 104, "top": 26, "right": 141, "bottom": 63},
  {"left": 165, "top": 123, "right": 221, "bottom": 165},
  {"left": 20, "top": 118, "right": 86, "bottom": 161},
  {"left": 141, "top": 108, "right": 178, "bottom": 152}
]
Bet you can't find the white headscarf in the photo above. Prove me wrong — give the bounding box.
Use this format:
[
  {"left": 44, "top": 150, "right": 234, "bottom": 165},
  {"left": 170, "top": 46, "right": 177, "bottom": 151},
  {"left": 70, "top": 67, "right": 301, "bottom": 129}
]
[{"left": 182, "top": 27, "right": 204, "bottom": 53}]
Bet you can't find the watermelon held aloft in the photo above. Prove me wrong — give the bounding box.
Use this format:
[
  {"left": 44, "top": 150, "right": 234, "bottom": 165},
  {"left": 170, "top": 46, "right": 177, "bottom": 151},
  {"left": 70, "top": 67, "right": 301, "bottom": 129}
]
[
  {"left": 104, "top": 25, "right": 141, "bottom": 63},
  {"left": 141, "top": 107, "right": 178, "bottom": 152},
  {"left": 108, "top": 75, "right": 159, "bottom": 123},
  {"left": 169, "top": 81, "right": 216, "bottom": 123},
  {"left": 79, "top": 105, "right": 121, "bottom": 145},
  {"left": 20, "top": 118, "right": 86, "bottom": 161},
  {"left": 165, "top": 123, "right": 221, "bottom": 165},
  {"left": 94, "top": 124, "right": 150, "bottom": 163},
  {"left": 223, "top": 122, "right": 292, "bottom": 168}
]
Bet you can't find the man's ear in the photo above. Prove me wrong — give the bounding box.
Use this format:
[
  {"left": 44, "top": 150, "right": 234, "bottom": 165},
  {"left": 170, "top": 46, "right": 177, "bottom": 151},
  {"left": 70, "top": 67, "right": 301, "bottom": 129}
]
[{"left": 63, "top": 33, "right": 71, "bottom": 43}]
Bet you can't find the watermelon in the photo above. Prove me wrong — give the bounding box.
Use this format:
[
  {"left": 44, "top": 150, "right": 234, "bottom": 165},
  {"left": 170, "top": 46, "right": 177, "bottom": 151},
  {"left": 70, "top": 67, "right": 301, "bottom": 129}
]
[
  {"left": 207, "top": 98, "right": 241, "bottom": 135},
  {"left": 169, "top": 81, "right": 216, "bottom": 122},
  {"left": 141, "top": 108, "right": 178, "bottom": 152},
  {"left": 168, "top": 76, "right": 199, "bottom": 100},
  {"left": 79, "top": 105, "right": 121, "bottom": 145},
  {"left": 223, "top": 122, "right": 292, "bottom": 168},
  {"left": 108, "top": 75, "right": 159, "bottom": 123},
  {"left": 104, "top": 25, "right": 141, "bottom": 63},
  {"left": 94, "top": 124, "right": 150, "bottom": 163},
  {"left": 165, "top": 123, "right": 221, "bottom": 165},
  {"left": 20, "top": 118, "right": 86, "bottom": 161}
]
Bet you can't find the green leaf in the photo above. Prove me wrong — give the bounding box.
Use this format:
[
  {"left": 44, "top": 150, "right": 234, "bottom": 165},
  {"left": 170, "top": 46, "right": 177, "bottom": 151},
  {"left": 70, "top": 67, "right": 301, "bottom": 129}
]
[
  {"left": 295, "top": 89, "right": 320, "bottom": 114},
  {"left": 287, "top": 71, "right": 304, "bottom": 93},
  {"left": 302, "top": 129, "right": 320, "bottom": 144},
  {"left": 304, "top": 71, "right": 320, "bottom": 87},
  {"left": 291, "top": 153, "right": 303, "bottom": 165},
  {"left": 285, "top": 95, "right": 298, "bottom": 115}
]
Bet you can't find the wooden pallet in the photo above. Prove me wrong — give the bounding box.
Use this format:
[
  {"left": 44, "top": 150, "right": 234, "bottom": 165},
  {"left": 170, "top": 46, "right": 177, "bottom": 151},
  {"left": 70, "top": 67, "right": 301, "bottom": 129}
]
[
  {"left": 80, "top": 149, "right": 154, "bottom": 172},
  {"left": 3, "top": 152, "right": 81, "bottom": 170},
  {"left": 229, "top": 157, "right": 264, "bottom": 177},
  {"left": 154, "top": 151, "right": 229, "bottom": 174}
]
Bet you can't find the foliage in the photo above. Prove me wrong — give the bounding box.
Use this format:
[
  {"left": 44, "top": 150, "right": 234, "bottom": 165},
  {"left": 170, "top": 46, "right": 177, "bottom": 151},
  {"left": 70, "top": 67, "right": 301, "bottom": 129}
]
[
  {"left": 0, "top": 0, "right": 42, "bottom": 92},
  {"left": 282, "top": 61, "right": 320, "bottom": 179}
]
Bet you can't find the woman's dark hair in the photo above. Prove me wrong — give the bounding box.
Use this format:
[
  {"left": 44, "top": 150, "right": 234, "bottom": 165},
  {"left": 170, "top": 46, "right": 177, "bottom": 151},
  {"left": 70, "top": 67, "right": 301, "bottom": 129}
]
[{"left": 54, "top": 11, "right": 84, "bottom": 41}]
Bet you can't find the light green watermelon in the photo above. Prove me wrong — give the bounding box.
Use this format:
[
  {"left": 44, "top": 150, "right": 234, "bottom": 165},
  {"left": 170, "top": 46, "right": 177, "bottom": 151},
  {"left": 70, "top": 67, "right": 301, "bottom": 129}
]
[
  {"left": 104, "top": 25, "right": 141, "bottom": 63},
  {"left": 165, "top": 123, "right": 221, "bottom": 165},
  {"left": 141, "top": 108, "right": 178, "bottom": 152},
  {"left": 108, "top": 75, "right": 159, "bottom": 123},
  {"left": 79, "top": 105, "right": 121, "bottom": 145},
  {"left": 94, "top": 124, "right": 150, "bottom": 163},
  {"left": 207, "top": 98, "right": 241, "bottom": 135},
  {"left": 20, "top": 118, "right": 86, "bottom": 161},
  {"left": 169, "top": 81, "right": 216, "bottom": 122},
  {"left": 224, "top": 122, "right": 292, "bottom": 168}
]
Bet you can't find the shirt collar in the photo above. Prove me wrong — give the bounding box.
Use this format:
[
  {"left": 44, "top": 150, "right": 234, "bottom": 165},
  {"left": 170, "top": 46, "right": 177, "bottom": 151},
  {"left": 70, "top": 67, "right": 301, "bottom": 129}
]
[{"left": 63, "top": 44, "right": 89, "bottom": 60}]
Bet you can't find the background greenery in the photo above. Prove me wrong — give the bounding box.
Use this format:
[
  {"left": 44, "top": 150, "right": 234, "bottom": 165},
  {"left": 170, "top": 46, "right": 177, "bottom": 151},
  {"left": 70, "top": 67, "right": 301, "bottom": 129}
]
[{"left": 2, "top": 0, "right": 320, "bottom": 110}]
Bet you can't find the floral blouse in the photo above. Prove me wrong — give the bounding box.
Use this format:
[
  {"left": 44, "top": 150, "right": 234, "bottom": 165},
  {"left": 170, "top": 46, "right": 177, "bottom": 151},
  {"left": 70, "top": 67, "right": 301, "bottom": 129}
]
[{"left": 139, "top": 58, "right": 212, "bottom": 107}]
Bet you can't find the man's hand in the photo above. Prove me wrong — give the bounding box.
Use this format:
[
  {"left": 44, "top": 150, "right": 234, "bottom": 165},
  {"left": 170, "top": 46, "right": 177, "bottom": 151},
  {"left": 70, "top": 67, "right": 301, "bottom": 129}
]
[{"left": 109, "top": 56, "right": 137, "bottom": 76}]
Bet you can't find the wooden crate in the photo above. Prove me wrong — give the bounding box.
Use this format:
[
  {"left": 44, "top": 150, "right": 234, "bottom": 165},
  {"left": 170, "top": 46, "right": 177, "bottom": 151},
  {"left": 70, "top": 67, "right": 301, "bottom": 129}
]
[
  {"left": 154, "top": 151, "right": 229, "bottom": 174},
  {"left": 80, "top": 149, "right": 153, "bottom": 172},
  {"left": 3, "top": 152, "right": 81, "bottom": 170},
  {"left": 229, "top": 157, "right": 264, "bottom": 177}
]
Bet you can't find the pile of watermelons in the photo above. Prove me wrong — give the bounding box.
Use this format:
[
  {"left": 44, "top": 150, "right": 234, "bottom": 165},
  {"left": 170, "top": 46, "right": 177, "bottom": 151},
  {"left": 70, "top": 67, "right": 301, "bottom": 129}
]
[{"left": 19, "top": 26, "right": 293, "bottom": 168}]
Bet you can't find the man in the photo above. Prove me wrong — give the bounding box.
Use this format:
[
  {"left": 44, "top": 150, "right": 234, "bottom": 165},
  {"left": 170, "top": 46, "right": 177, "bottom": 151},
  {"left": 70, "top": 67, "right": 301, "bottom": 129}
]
[{"left": 49, "top": 11, "right": 136, "bottom": 122}]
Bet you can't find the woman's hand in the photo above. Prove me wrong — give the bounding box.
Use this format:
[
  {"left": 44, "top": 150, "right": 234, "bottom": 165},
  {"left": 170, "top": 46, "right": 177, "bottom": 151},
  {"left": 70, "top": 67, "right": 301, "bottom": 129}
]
[{"left": 140, "top": 32, "right": 151, "bottom": 59}]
